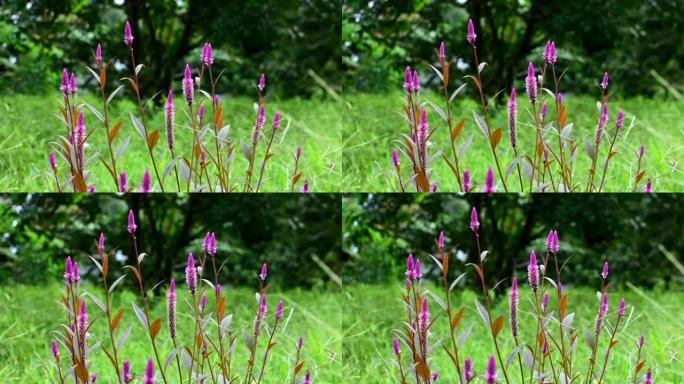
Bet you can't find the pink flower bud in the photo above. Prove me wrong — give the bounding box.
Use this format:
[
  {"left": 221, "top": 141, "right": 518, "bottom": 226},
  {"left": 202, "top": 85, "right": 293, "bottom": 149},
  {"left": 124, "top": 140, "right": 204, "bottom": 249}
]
[
  {"left": 201, "top": 42, "right": 214, "bottom": 66},
  {"left": 466, "top": 19, "right": 477, "bottom": 44},
  {"left": 463, "top": 169, "right": 471, "bottom": 192},
  {"left": 276, "top": 299, "right": 284, "bottom": 319},
  {"left": 127, "top": 209, "right": 136, "bottom": 234},
  {"left": 528, "top": 251, "right": 539, "bottom": 291},
  {"left": 186, "top": 253, "right": 197, "bottom": 294},
  {"left": 392, "top": 338, "right": 401, "bottom": 355},
  {"left": 438, "top": 41, "right": 446, "bottom": 62},
  {"left": 141, "top": 170, "right": 151, "bottom": 192},
  {"left": 526, "top": 62, "right": 537, "bottom": 102},
  {"left": 95, "top": 43, "right": 102, "bottom": 67},
  {"left": 120, "top": 172, "right": 129, "bottom": 193},
  {"left": 49, "top": 152, "right": 57, "bottom": 170},
  {"left": 143, "top": 358, "right": 155, "bottom": 384},
  {"left": 258, "top": 73, "right": 266, "bottom": 92},
  {"left": 124, "top": 21, "right": 134, "bottom": 47},
  {"left": 484, "top": 167, "right": 496, "bottom": 192},
  {"left": 600, "top": 72, "right": 609, "bottom": 90},
  {"left": 601, "top": 261, "right": 609, "bottom": 279},
  {"left": 259, "top": 263, "right": 268, "bottom": 281},
  {"left": 182, "top": 64, "right": 194, "bottom": 105}
]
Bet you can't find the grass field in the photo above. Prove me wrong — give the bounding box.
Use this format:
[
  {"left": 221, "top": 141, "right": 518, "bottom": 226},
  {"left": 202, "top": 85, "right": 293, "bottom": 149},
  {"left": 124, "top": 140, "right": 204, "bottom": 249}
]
[
  {"left": 0, "top": 283, "right": 342, "bottom": 383},
  {"left": 0, "top": 93, "right": 342, "bottom": 192},
  {"left": 342, "top": 92, "right": 684, "bottom": 192},
  {"left": 341, "top": 283, "right": 684, "bottom": 383}
]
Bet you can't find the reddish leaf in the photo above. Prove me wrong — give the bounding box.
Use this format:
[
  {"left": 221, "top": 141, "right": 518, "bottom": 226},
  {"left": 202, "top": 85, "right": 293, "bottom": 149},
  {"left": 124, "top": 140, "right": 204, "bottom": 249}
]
[
  {"left": 491, "top": 127, "right": 503, "bottom": 149},
  {"left": 147, "top": 130, "right": 160, "bottom": 150},
  {"left": 109, "top": 120, "right": 122, "bottom": 143},
  {"left": 451, "top": 307, "right": 465, "bottom": 330},
  {"left": 492, "top": 315, "right": 505, "bottom": 338},
  {"left": 451, "top": 118, "right": 465, "bottom": 141},
  {"left": 150, "top": 318, "right": 162, "bottom": 341},
  {"left": 110, "top": 308, "right": 124, "bottom": 332},
  {"left": 635, "top": 170, "right": 647, "bottom": 184}
]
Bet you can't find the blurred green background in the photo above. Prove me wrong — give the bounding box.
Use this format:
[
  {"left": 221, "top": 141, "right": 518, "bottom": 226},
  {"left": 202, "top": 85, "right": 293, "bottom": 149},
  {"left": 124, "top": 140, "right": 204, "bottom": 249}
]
[{"left": 0, "top": 193, "right": 342, "bottom": 288}]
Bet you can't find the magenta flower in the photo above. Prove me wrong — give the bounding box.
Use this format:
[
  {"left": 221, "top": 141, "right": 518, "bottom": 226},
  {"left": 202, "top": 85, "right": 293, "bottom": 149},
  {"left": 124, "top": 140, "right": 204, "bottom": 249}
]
[
  {"left": 542, "top": 292, "right": 549, "bottom": 311},
  {"left": 618, "top": 298, "right": 626, "bottom": 317},
  {"left": 546, "top": 230, "right": 559, "bottom": 254},
  {"left": 296, "top": 147, "right": 302, "bottom": 160},
  {"left": 214, "top": 95, "right": 220, "bottom": 108},
  {"left": 470, "top": 207, "right": 480, "bottom": 232},
  {"left": 182, "top": 64, "right": 194, "bottom": 105},
  {"left": 639, "top": 145, "right": 646, "bottom": 159},
  {"left": 90, "top": 374, "right": 97, "bottom": 383},
  {"left": 526, "top": 62, "right": 537, "bottom": 102},
  {"left": 304, "top": 370, "right": 311, "bottom": 384},
  {"left": 74, "top": 111, "right": 86, "bottom": 151},
  {"left": 596, "top": 292, "right": 609, "bottom": 333},
  {"left": 258, "top": 293, "right": 268, "bottom": 319},
  {"left": 432, "top": 371, "right": 439, "bottom": 382},
  {"left": 165, "top": 90, "right": 175, "bottom": 150},
  {"left": 463, "top": 169, "right": 472, "bottom": 192},
  {"left": 528, "top": 251, "right": 539, "bottom": 291},
  {"left": 276, "top": 299, "right": 284, "bottom": 319},
  {"left": 95, "top": 43, "right": 102, "bottom": 67},
  {"left": 508, "top": 87, "right": 517, "bottom": 149},
  {"left": 645, "top": 368, "right": 653, "bottom": 384},
  {"left": 403, "top": 66, "right": 412, "bottom": 92},
  {"left": 256, "top": 104, "right": 266, "bottom": 132},
  {"left": 466, "top": 19, "right": 477, "bottom": 44},
  {"left": 70, "top": 72, "right": 77, "bottom": 94},
  {"left": 646, "top": 179, "right": 654, "bottom": 193},
  {"left": 167, "top": 279, "right": 177, "bottom": 340},
  {"left": 72, "top": 261, "right": 81, "bottom": 283},
  {"left": 49, "top": 152, "right": 57, "bottom": 170},
  {"left": 200, "top": 294, "right": 207, "bottom": 313},
  {"left": 438, "top": 41, "right": 446, "bottom": 62},
  {"left": 412, "top": 70, "right": 420, "bottom": 93},
  {"left": 418, "top": 297, "right": 430, "bottom": 333},
  {"left": 392, "top": 148, "right": 400, "bottom": 167},
  {"left": 51, "top": 340, "right": 60, "bottom": 359},
  {"left": 601, "top": 261, "right": 609, "bottom": 279},
  {"left": 64, "top": 256, "right": 73, "bottom": 285},
  {"left": 141, "top": 170, "right": 151, "bottom": 192},
  {"left": 484, "top": 167, "right": 496, "bottom": 192},
  {"left": 87, "top": 184, "right": 96, "bottom": 192},
  {"left": 431, "top": 182, "right": 439, "bottom": 192},
  {"left": 406, "top": 253, "right": 415, "bottom": 280},
  {"left": 417, "top": 109, "right": 429, "bottom": 149},
  {"left": 510, "top": 276, "right": 519, "bottom": 337},
  {"left": 557, "top": 92, "right": 563, "bottom": 105},
  {"left": 120, "top": 171, "right": 129, "bottom": 193},
  {"left": 484, "top": 355, "right": 497, "bottom": 384},
  {"left": 98, "top": 232, "right": 105, "bottom": 254},
  {"left": 123, "top": 360, "right": 132, "bottom": 383},
  {"left": 438, "top": 230, "right": 445, "bottom": 251},
  {"left": 596, "top": 103, "right": 609, "bottom": 145},
  {"left": 464, "top": 357, "right": 474, "bottom": 381},
  {"left": 544, "top": 41, "right": 557, "bottom": 64},
  {"left": 143, "top": 358, "right": 155, "bottom": 384},
  {"left": 392, "top": 338, "right": 401, "bottom": 355},
  {"left": 414, "top": 258, "right": 422, "bottom": 280},
  {"left": 201, "top": 42, "right": 214, "bottom": 66},
  {"left": 600, "top": 72, "right": 609, "bottom": 90},
  {"left": 273, "top": 111, "right": 282, "bottom": 130},
  {"left": 186, "top": 253, "right": 197, "bottom": 294},
  {"left": 259, "top": 262, "right": 268, "bottom": 281},
  {"left": 197, "top": 104, "right": 205, "bottom": 122},
  {"left": 124, "top": 21, "right": 134, "bottom": 47},
  {"left": 204, "top": 232, "right": 217, "bottom": 256},
  {"left": 127, "top": 209, "right": 137, "bottom": 234},
  {"left": 303, "top": 180, "right": 310, "bottom": 193},
  {"left": 77, "top": 300, "right": 88, "bottom": 342},
  {"left": 616, "top": 109, "right": 625, "bottom": 129},
  {"left": 60, "top": 68, "right": 70, "bottom": 95},
  {"left": 639, "top": 336, "right": 645, "bottom": 348},
  {"left": 541, "top": 100, "right": 548, "bottom": 120},
  {"left": 258, "top": 73, "right": 266, "bottom": 92},
  {"left": 297, "top": 336, "right": 304, "bottom": 350}
]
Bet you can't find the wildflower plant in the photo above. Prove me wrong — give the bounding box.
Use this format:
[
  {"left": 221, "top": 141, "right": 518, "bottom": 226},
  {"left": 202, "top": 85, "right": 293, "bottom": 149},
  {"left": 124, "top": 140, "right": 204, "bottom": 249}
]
[
  {"left": 49, "top": 20, "right": 309, "bottom": 192},
  {"left": 391, "top": 208, "right": 655, "bottom": 383},
  {"left": 49, "top": 211, "right": 312, "bottom": 383},
  {"left": 391, "top": 19, "right": 652, "bottom": 192}
]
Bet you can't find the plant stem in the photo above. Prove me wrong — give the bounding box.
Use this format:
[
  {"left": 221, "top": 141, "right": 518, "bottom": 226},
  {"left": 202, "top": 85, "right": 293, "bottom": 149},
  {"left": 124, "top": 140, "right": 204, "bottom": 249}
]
[
  {"left": 596, "top": 317, "right": 621, "bottom": 384},
  {"left": 441, "top": 62, "right": 463, "bottom": 191},
  {"left": 211, "top": 255, "right": 229, "bottom": 379},
  {"left": 98, "top": 66, "right": 120, "bottom": 191},
  {"left": 102, "top": 269, "right": 123, "bottom": 383},
  {"left": 187, "top": 103, "right": 199, "bottom": 192},
  {"left": 441, "top": 267, "right": 464, "bottom": 384},
  {"left": 255, "top": 317, "right": 281, "bottom": 384},
  {"left": 208, "top": 67, "right": 226, "bottom": 192},
  {"left": 169, "top": 148, "right": 182, "bottom": 192},
  {"left": 597, "top": 125, "right": 621, "bottom": 192},
  {"left": 255, "top": 128, "right": 277, "bottom": 192}
]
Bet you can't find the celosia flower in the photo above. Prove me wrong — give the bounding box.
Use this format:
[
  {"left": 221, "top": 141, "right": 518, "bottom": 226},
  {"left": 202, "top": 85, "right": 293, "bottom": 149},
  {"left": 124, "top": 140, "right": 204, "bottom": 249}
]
[
  {"left": 431, "top": 182, "right": 439, "bottom": 192},
  {"left": 273, "top": 111, "right": 281, "bottom": 130},
  {"left": 124, "top": 21, "right": 134, "bottom": 47},
  {"left": 98, "top": 233, "right": 105, "bottom": 254},
  {"left": 418, "top": 298, "right": 430, "bottom": 333},
  {"left": 258, "top": 73, "right": 266, "bottom": 92},
  {"left": 600, "top": 72, "right": 609, "bottom": 90},
  {"left": 120, "top": 172, "right": 129, "bottom": 193},
  {"left": 60, "top": 68, "right": 70, "bottom": 95},
  {"left": 414, "top": 258, "right": 422, "bottom": 280},
  {"left": 541, "top": 101, "right": 548, "bottom": 120},
  {"left": 123, "top": 360, "right": 132, "bottom": 383},
  {"left": 596, "top": 103, "right": 609, "bottom": 145},
  {"left": 143, "top": 358, "right": 155, "bottom": 384},
  {"left": 141, "top": 170, "right": 151, "bottom": 192},
  {"left": 70, "top": 72, "right": 77, "bottom": 94},
  {"left": 542, "top": 292, "right": 549, "bottom": 311},
  {"left": 646, "top": 179, "right": 654, "bottom": 193},
  {"left": 186, "top": 253, "right": 197, "bottom": 294},
  {"left": 303, "top": 180, "right": 310, "bottom": 193},
  {"left": 645, "top": 368, "right": 653, "bottom": 384},
  {"left": 64, "top": 256, "right": 73, "bottom": 284},
  {"left": 201, "top": 42, "right": 214, "bottom": 66},
  {"left": 466, "top": 19, "right": 477, "bottom": 44},
  {"left": 72, "top": 261, "right": 81, "bottom": 283},
  {"left": 276, "top": 299, "right": 284, "bottom": 319},
  {"left": 438, "top": 230, "right": 445, "bottom": 251},
  {"left": 509, "top": 276, "right": 519, "bottom": 337},
  {"left": 253, "top": 105, "right": 266, "bottom": 145},
  {"left": 546, "top": 230, "right": 559, "bottom": 254},
  {"left": 51, "top": 340, "right": 60, "bottom": 359},
  {"left": 258, "top": 293, "right": 268, "bottom": 319},
  {"left": 601, "top": 261, "right": 609, "bottom": 279},
  {"left": 74, "top": 111, "right": 86, "bottom": 152},
  {"left": 616, "top": 109, "right": 625, "bottom": 129},
  {"left": 508, "top": 88, "right": 517, "bottom": 149},
  {"left": 639, "top": 336, "right": 645, "bottom": 348},
  {"left": 49, "top": 152, "right": 57, "bottom": 170},
  {"left": 214, "top": 95, "right": 220, "bottom": 108},
  {"left": 204, "top": 232, "right": 217, "bottom": 256},
  {"left": 165, "top": 90, "right": 175, "bottom": 150},
  {"left": 259, "top": 263, "right": 268, "bottom": 281},
  {"left": 392, "top": 338, "right": 401, "bottom": 356},
  {"left": 77, "top": 300, "right": 88, "bottom": 342},
  {"left": 95, "top": 43, "right": 102, "bottom": 67},
  {"left": 197, "top": 104, "right": 205, "bottom": 122},
  {"left": 432, "top": 371, "right": 439, "bottom": 382},
  {"left": 544, "top": 41, "right": 557, "bottom": 64},
  {"left": 403, "top": 66, "right": 412, "bottom": 92},
  {"left": 463, "top": 169, "right": 472, "bottom": 192},
  {"left": 296, "top": 147, "right": 302, "bottom": 160},
  {"left": 406, "top": 253, "right": 415, "bottom": 279},
  {"left": 526, "top": 62, "right": 537, "bottom": 102},
  {"left": 596, "top": 292, "right": 609, "bottom": 333},
  {"left": 639, "top": 145, "right": 645, "bottom": 159},
  {"left": 438, "top": 41, "right": 446, "bottom": 62},
  {"left": 618, "top": 298, "right": 626, "bottom": 317},
  {"left": 200, "top": 294, "right": 207, "bottom": 313},
  {"left": 88, "top": 184, "right": 96, "bottom": 192},
  {"left": 167, "top": 279, "right": 177, "bottom": 340},
  {"left": 464, "top": 357, "right": 474, "bottom": 381},
  {"left": 528, "top": 251, "right": 540, "bottom": 291},
  {"left": 484, "top": 167, "right": 496, "bottom": 192},
  {"left": 557, "top": 92, "right": 563, "bottom": 105},
  {"left": 542, "top": 340, "right": 549, "bottom": 354},
  {"left": 182, "top": 64, "right": 194, "bottom": 105},
  {"left": 304, "top": 370, "right": 311, "bottom": 384},
  {"left": 297, "top": 336, "right": 304, "bottom": 350},
  {"left": 90, "top": 374, "right": 97, "bottom": 383},
  {"left": 484, "top": 355, "right": 497, "bottom": 384},
  {"left": 417, "top": 109, "right": 429, "bottom": 150},
  {"left": 127, "top": 209, "right": 137, "bottom": 234},
  {"left": 392, "top": 148, "right": 400, "bottom": 168},
  {"left": 470, "top": 207, "right": 480, "bottom": 232}
]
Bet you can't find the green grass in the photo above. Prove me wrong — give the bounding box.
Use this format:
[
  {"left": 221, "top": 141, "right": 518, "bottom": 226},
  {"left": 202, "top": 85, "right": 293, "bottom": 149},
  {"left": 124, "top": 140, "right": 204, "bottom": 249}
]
[
  {"left": 342, "top": 283, "right": 684, "bottom": 383},
  {"left": 342, "top": 92, "right": 684, "bottom": 192},
  {"left": 0, "top": 283, "right": 342, "bottom": 383},
  {"left": 0, "top": 92, "right": 342, "bottom": 192}
]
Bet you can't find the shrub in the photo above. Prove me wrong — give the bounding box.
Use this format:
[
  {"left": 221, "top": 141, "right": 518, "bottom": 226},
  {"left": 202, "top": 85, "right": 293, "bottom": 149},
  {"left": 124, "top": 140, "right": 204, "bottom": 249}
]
[
  {"left": 49, "top": 210, "right": 312, "bottom": 383},
  {"left": 391, "top": 208, "right": 654, "bottom": 383}
]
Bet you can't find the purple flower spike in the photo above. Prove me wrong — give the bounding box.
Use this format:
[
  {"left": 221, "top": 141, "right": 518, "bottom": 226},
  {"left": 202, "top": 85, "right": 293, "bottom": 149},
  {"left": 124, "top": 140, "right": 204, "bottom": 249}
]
[
  {"left": 90, "top": 374, "right": 97, "bottom": 383},
  {"left": 544, "top": 41, "right": 557, "bottom": 64},
  {"left": 297, "top": 336, "right": 304, "bottom": 350},
  {"left": 120, "top": 171, "right": 129, "bottom": 193},
  {"left": 432, "top": 371, "right": 439, "bottom": 382},
  {"left": 484, "top": 167, "right": 496, "bottom": 192},
  {"left": 96, "top": 43, "right": 102, "bottom": 67},
  {"left": 403, "top": 66, "right": 412, "bottom": 92},
  {"left": 510, "top": 276, "right": 519, "bottom": 337},
  {"left": 304, "top": 370, "right": 311, "bottom": 384},
  {"left": 214, "top": 95, "right": 220, "bottom": 108},
  {"left": 463, "top": 169, "right": 472, "bottom": 192},
  {"left": 303, "top": 180, "right": 310, "bottom": 193},
  {"left": 124, "top": 21, "right": 134, "bottom": 47},
  {"left": 143, "top": 358, "right": 155, "bottom": 384},
  {"left": 392, "top": 338, "right": 401, "bottom": 355},
  {"left": 87, "top": 184, "right": 96, "bottom": 192},
  {"left": 557, "top": 92, "right": 563, "bottom": 105},
  {"left": 596, "top": 103, "right": 609, "bottom": 145},
  {"left": 417, "top": 109, "right": 429, "bottom": 151},
  {"left": 98, "top": 233, "right": 105, "bottom": 254},
  {"left": 546, "top": 230, "right": 559, "bottom": 254},
  {"left": 618, "top": 298, "right": 626, "bottom": 317},
  {"left": 646, "top": 179, "right": 654, "bottom": 193},
  {"left": 276, "top": 299, "right": 284, "bottom": 319},
  {"left": 414, "top": 258, "right": 422, "bottom": 280},
  {"left": 484, "top": 355, "right": 497, "bottom": 384},
  {"left": 431, "top": 182, "right": 439, "bottom": 192},
  {"left": 541, "top": 101, "right": 548, "bottom": 120},
  {"left": 542, "top": 292, "right": 549, "bottom": 311},
  {"left": 197, "top": 104, "right": 205, "bottom": 122},
  {"left": 257, "top": 105, "right": 266, "bottom": 130},
  {"left": 77, "top": 300, "right": 88, "bottom": 341},
  {"left": 392, "top": 148, "right": 400, "bottom": 167},
  {"left": 165, "top": 90, "right": 175, "bottom": 150},
  {"left": 258, "top": 73, "right": 266, "bottom": 92},
  {"left": 639, "top": 145, "right": 645, "bottom": 159},
  {"left": 200, "top": 294, "right": 207, "bottom": 313},
  {"left": 70, "top": 72, "right": 77, "bottom": 94},
  {"left": 60, "top": 68, "right": 70, "bottom": 95},
  {"left": 186, "top": 253, "right": 197, "bottom": 294},
  {"left": 412, "top": 71, "right": 420, "bottom": 93},
  {"left": 73, "top": 261, "right": 81, "bottom": 283},
  {"left": 204, "top": 232, "right": 217, "bottom": 255},
  {"left": 167, "top": 279, "right": 177, "bottom": 340},
  {"left": 296, "top": 147, "right": 302, "bottom": 160},
  {"left": 123, "top": 360, "right": 132, "bottom": 383},
  {"left": 438, "top": 41, "right": 446, "bottom": 62},
  {"left": 600, "top": 72, "right": 609, "bottom": 90},
  {"left": 616, "top": 109, "right": 625, "bottom": 129},
  {"left": 601, "top": 261, "right": 609, "bottom": 279},
  {"left": 438, "top": 230, "right": 445, "bottom": 251},
  {"left": 183, "top": 64, "right": 194, "bottom": 105},
  {"left": 508, "top": 88, "right": 518, "bottom": 149},
  {"left": 639, "top": 336, "right": 645, "bottom": 348},
  {"left": 470, "top": 207, "right": 480, "bottom": 232},
  {"left": 141, "top": 170, "right": 152, "bottom": 192},
  {"left": 49, "top": 152, "right": 57, "bottom": 170},
  {"left": 258, "top": 293, "right": 268, "bottom": 319},
  {"left": 596, "top": 292, "right": 609, "bottom": 333},
  {"left": 64, "top": 256, "right": 73, "bottom": 285},
  {"left": 466, "top": 19, "right": 477, "bottom": 44},
  {"left": 526, "top": 62, "right": 537, "bottom": 103},
  {"left": 464, "top": 357, "right": 474, "bottom": 381},
  {"left": 51, "top": 339, "right": 60, "bottom": 359},
  {"left": 419, "top": 298, "right": 430, "bottom": 331},
  {"left": 259, "top": 262, "right": 268, "bottom": 281},
  {"left": 273, "top": 111, "right": 282, "bottom": 130},
  {"left": 645, "top": 368, "right": 653, "bottom": 384},
  {"left": 528, "top": 251, "right": 539, "bottom": 291},
  {"left": 406, "top": 253, "right": 415, "bottom": 279},
  {"left": 201, "top": 42, "right": 214, "bottom": 66},
  {"left": 127, "top": 209, "right": 137, "bottom": 234}
]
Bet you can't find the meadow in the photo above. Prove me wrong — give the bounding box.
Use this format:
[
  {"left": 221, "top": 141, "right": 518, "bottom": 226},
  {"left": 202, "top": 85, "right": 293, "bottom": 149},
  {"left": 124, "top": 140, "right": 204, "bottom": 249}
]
[
  {"left": 0, "top": 93, "right": 342, "bottom": 192},
  {"left": 342, "top": 92, "right": 684, "bottom": 192},
  {"left": 342, "top": 283, "right": 684, "bottom": 383},
  {"left": 0, "top": 283, "right": 342, "bottom": 383}
]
